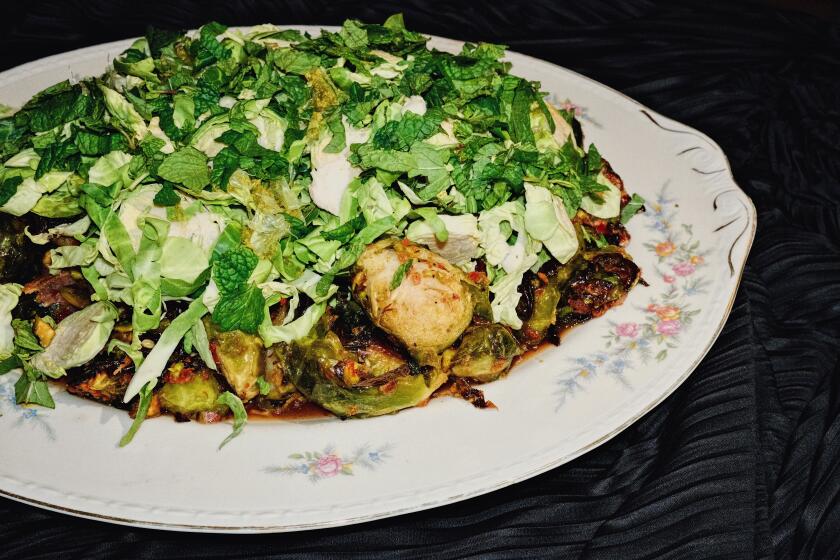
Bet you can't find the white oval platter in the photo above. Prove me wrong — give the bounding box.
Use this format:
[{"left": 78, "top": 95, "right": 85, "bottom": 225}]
[{"left": 0, "top": 27, "right": 755, "bottom": 532}]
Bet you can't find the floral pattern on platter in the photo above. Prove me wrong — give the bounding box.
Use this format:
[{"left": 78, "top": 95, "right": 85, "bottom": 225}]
[
  {"left": 557, "top": 185, "right": 709, "bottom": 407},
  {"left": 546, "top": 94, "right": 601, "bottom": 128},
  {"left": 0, "top": 379, "right": 55, "bottom": 440},
  {"left": 266, "top": 445, "right": 391, "bottom": 482}
]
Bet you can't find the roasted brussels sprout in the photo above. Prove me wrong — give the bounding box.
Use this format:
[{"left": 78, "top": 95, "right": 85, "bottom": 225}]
[
  {"left": 554, "top": 249, "right": 641, "bottom": 334},
  {"left": 285, "top": 315, "right": 447, "bottom": 418},
  {"left": 210, "top": 329, "right": 264, "bottom": 402},
  {"left": 517, "top": 261, "right": 580, "bottom": 347},
  {"left": 20, "top": 270, "right": 91, "bottom": 322},
  {"left": 158, "top": 373, "right": 225, "bottom": 416},
  {"left": 449, "top": 324, "right": 521, "bottom": 383},
  {"left": 351, "top": 238, "right": 474, "bottom": 358},
  {"left": 66, "top": 354, "right": 134, "bottom": 406},
  {"left": 0, "top": 215, "right": 45, "bottom": 283},
  {"left": 262, "top": 344, "right": 297, "bottom": 400}
]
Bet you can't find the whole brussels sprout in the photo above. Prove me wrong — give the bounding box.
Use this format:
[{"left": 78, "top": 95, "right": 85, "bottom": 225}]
[
  {"left": 449, "top": 324, "right": 521, "bottom": 383},
  {"left": 159, "top": 373, "right": 225, "bottom": 416},
  {"left": 285, "top": 317, "right": 447, "bottom": 418},
  {"left": 351, "top": 238, "right": 474, "bottom": 359}
]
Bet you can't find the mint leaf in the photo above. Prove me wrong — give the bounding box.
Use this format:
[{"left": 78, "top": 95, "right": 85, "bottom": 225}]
[
  {"left": 372, "top": 111, "right": 442, "bottom": 152},
  {"left": 74, "top": 129, "right": 128, "bottom": 156},
  {"left": 587, "top": 144, "right": 602, "bottom": 174},
  {"left": 272, "top": 48, "right": 322, "bottom": 75},
  {"left": 153, "top": 183, "right": 180, "bottom": 206},
  {"left": 509, "top": 82, "right": 536, "bottom": 145},
  {"left": 0, "top": 176, "right": 22, "bottom": 207},
  {"left": 410, "top": 143, "right": 453, "bottom": 200},
  {"left": 324, "top": 111, "right": 346, "bottom": 153},
  {"left": 14, "top": 365, "right": 55, "bottom": 409},
  {"left": 12, "top": 319, "right": 43, "bottom": 355},
  {"left": 356, "top": 142, "right": 451, "bottom": 200},
  {"left": 210, "top": 147, "right": 239, "bottom": 189},
  {"left": 212, "top": 284, "right": 266, "bottom": 334},
  {"left": 339, "top": 20, "right": 369, "bottom": 50},
  {"left": 212, "top": 245, "right": 258, "bottom": 296},
  {"left": 24, "top": 83, "right": 100, "bottom": 134},
  {"left": 0, "top": 355, "right": 21, "bottom": 375},
  {"left": 620, "top": 193, "right": 646, "bottom": 224},
  {"left": 157, "top": 146, "right": 210, "bottom": 190},
  {"left": 145, "top": 26, "right": 182, "bottom": 57}
]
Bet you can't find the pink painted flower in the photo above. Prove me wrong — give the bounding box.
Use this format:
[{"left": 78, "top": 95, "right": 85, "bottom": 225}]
[
  {"left": 646, "top": 303, "right": 658, "bottom": 313},
  {"left": 616, "top": 322, "right": 639, "bottom": 338},
  {"left": 663, "top": 274, "right": 676, "bottom": 284},
  {"left": 315, "top": 454, "right": 343, "bottom": 477},
  {"left": 672, "top": 262, "right": 696, "bottom": 277},
  {"left": 560, "top": 100, "right": 582, "bottom": 116},
  {"left": 656, "top": 320, "right": 681, "bottom": 336}
]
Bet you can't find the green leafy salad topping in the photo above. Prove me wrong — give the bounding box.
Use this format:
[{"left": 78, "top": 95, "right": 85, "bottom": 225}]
[{"left": 0, "top": 15, "right": 644, "bottom": 445}]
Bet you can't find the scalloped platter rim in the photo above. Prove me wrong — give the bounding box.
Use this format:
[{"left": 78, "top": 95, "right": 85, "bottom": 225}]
[{"left": 0, "top": 27, "right": 756, "bottom": 533}]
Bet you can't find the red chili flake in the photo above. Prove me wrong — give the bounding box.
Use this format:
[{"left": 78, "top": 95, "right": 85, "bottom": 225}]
[
  {"left": 209, "top": 341, "right": 220, "bottom": 364},
  {"left": 467, "top": 271, "right": 486, "bottom": 283},
  {"left": 537, "top": 272, "right": 549, "bottom": 284},
  {"left": 401, "top": 238, "right": 411, "bottom": 247},
  {"left": 594, "top": 221, "right": 608, "bottom": 234},
  {"left": 410, "top": 272, "right": 422, "bottom": 285},
  {"left": 163, "top": 365, "right": 197, "bottom": 384}
]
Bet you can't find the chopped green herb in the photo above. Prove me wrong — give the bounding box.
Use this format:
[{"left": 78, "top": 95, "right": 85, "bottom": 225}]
[
  {"left": 620, "top": 193, "right": 646, "bottom": 224},
  {"left": 256, "top": 375, "right": 271, "bottom": 396},
  {"left": 390, "top": 259, "right": 414, "bottom": 290},
  {"left": 14, "top": 364, "right": 55, "bottom": 409},
  {"left": 153, "top": 183, "right": 180, "bottom": 206}
]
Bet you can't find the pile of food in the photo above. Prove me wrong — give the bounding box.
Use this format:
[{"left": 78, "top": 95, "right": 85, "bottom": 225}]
[{"left": 0, "top": 16, "right": 644, "bottom": 447}]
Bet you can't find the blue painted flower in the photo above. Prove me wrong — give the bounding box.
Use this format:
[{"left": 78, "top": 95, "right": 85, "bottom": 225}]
[{"left": 608, "top": 358, "right": 628, "bottom": 375}]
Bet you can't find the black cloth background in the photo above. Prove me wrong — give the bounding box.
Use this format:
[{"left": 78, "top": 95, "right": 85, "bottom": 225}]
[{"left": 1, "top": 1, "right": 839, "bottom": 558}]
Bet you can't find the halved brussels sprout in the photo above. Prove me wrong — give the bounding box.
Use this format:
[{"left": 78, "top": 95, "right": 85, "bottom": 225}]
[
  {"left": 211, "top": 329, "right": 264, "bottom": 402},
  {"left": 0, "top": 215, "right": 45, "bottom": 283},
  {"left": 449, "top": 324, "right": 521, "bottom": 383},
  {"left": 554, "top": 249, "right": 641, "bottom": 335},
  {"left": 66, "top": 354, "right": 133, "bottom": 405},
  {"left": 284, "top": 316, "right": 446, "bottom": 418},
  {"left": 517, "top": 261, "right": 580, "bottom": 347},
  {"left": 159, "top": 374, "right": 225, "bottom": 416},
  {"left": 262, "top": 344, "right": 297, "bottom": 400}
]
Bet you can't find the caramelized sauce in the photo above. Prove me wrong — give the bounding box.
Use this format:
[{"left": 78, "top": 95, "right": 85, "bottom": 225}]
[
  {"left": 511, "top": 339, "right": 557, "bottom": 367},
  {"left": 245, "top": 398, "right": 332, "bottom": 421}
]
